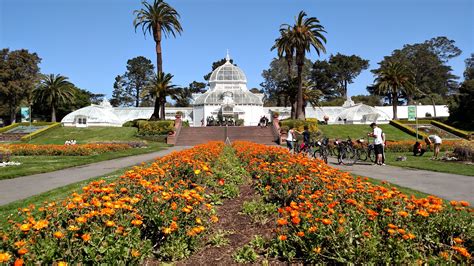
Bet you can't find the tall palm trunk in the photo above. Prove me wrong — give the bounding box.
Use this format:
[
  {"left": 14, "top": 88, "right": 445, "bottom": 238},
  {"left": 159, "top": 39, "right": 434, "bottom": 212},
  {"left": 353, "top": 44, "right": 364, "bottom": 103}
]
[
  {"left": 152, "top": 25, "right": 163, "bottom": 120},
  {"left": 9, "top": 105, "right": 16, "bottom": 125},
  {"left": 296, "top": 63, "right": 305, "bottom": 120},
  {"left": 431, "top": 97, "right": 437, "bottom": 117},
  {"left": 160, "top": 97, "right": 166, "bottom": 120},
  {"left": 51, "top": 105, "right": 56, "bottom": 122},
  {"left": 392, "top": 92, "right": 398, "bottom": 120}
]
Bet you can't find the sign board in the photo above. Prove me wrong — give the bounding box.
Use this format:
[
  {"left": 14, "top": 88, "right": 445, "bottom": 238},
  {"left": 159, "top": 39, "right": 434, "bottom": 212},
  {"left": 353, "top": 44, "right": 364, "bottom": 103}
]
[
  {"left": 407, "top": 106, "right": 416, "bottom": 121},
  {"left": 20, "top": 107, "right": 30, "bottom": 123}
]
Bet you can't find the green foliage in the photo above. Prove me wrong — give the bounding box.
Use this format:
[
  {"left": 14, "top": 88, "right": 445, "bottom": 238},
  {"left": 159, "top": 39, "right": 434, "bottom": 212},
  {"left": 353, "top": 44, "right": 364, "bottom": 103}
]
[
  {"left": 208, "top": 230, "right": 233, "bottom": 247},
  {"left": 235, "top": 119, "right": 244, "bottom": 126},
  {"left": 122, "top": 119, "right": 147, "bottom": 128},
  {"left": 241, "top": 199, "right": 277, "bottom": 225},
  {"left": 137, "top": 120, "right": 175, "bottom": 136},
  {"left": 280, "top": 119, "right": 318, "bottom": 133},
  {"left": 0, "top": 48, "right": 41, "bottom": 125},
  {"left": 318, "top": 124, "right": 414, "bottom": 141},
  {"left": 448, "top": 54, "right": 474, "bottom": 130},
  {"left": 327, "top": 53, "right": 369, "bottom": 98},
  {"left": 232, "top": 243, "right": 259, "bottom": 263},
  {"left": 20, "top": 122, "right": 61, "bottom": 141},
  {"left": 390, "top": 120, "right": 427, "bottom": 139},
  {"left": 34, "top": 74, "right": 76, "bottom": 122},
  {"left": 351, "top": 94, "right": 382, "bottom": 106}
]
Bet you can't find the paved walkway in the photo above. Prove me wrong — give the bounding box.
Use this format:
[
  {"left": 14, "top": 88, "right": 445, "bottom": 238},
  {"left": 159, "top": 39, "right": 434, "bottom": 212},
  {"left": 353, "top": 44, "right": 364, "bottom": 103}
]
[
  {"left": 0, "top": 146, "right": 190, "bottom": 206},
  {"left": 327, "top": 158, "right": 474, "bottom": 205}
]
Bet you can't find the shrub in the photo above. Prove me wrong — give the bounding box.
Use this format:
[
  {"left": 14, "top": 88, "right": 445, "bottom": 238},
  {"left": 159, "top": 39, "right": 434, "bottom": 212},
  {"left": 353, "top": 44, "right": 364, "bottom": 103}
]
[
  {"left": 385, "top": 140, "right": 461, "bottom": 152},
  {"left": 137, "top": 120, "right": 175, "bottom": 136},
  {"left": 123, "top": 119, "right": 147, "bottom": 128},
  {"left": 280, "top": 119, "right": 318, "bottom": 133},
  {"left": 236, "top": 119, "right": 244, "bottom": 126},
  {"left": 453, "top": 142, "right": 474, "bottom": 162},
  {"left": 390, "top": 120, "right": 427, "bottom": 140},
  {"left": 431, "top": 121, "right": 471, "bottom": 140}
]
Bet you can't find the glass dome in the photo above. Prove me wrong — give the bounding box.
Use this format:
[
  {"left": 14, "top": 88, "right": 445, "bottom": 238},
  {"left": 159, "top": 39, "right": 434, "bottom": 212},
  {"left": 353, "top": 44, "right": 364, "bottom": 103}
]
[
  {"left": 336, "top": 103, "right": 391, "bottom": 122},
  {"left": 209, "top": 61, "right": 247, "bottom": 83}
]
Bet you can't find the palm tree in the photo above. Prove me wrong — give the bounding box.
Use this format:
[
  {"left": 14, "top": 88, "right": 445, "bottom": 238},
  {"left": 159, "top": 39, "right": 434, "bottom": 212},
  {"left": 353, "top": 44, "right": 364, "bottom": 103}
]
[
  {"left": 143, "top": 72, "right": 176, "bottom": 120},
  {"left": 34, "top": 74, "right": 75, "bottom": 122},
  {"left": 171, "top": 87, "right": 192, "bottom": 107},
  {"left": 134, "top": 0, "right": 182, "bottom": 119},
  {"left": 373, "top": 61, "right": 415, "bottom": 120},
  {"left": 284, "top": 11, "right": 327, "bottom": 120}
]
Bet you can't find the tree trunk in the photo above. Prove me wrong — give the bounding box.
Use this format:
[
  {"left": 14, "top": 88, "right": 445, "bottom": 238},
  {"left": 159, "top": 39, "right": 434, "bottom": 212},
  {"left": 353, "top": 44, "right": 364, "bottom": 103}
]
[
  {"left": 392, "top": 93, "right": 398, "bottom": 120},
  {"left": 296, "top": 63, "right": 305, "bottom": 120},
  {"left": 291, "top": 100, "right": 296, "bottom": 119},
  {"left": 155, "top": 27, "right": 163, "bottom": 74},
  {"left": 150, "top": 96, "right": 160, "bottom": 120},
  {"left": 160, "top": 99, "right": 166, "bottom": 120},
  {"left": 51, "top": 105, "right": 56, "bottom": 122},
  {"left": 9, "top": 105, "right": 16, "bottom": 125},
  {"left": 431, "top": 97, "right": 437, "bottom": 117}
]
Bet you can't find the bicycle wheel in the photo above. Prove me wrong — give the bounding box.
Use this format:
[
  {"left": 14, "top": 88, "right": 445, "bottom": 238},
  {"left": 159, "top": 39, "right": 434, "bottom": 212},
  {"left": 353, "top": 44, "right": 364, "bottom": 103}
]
[
  {"left": 313, "top": 148, "right": 322, "bottom": 159},
  {"left": 321, "top": 147, "right": 329, "bottom": 164},
  {"left": 343, "top": 146, "right": 357, "bottom": 165},
  {"left": 368, "top": 149, "right": 376, "bottom": 162},
  {"left": 358, "top": 149, "right": 368, "bottom": 161}
]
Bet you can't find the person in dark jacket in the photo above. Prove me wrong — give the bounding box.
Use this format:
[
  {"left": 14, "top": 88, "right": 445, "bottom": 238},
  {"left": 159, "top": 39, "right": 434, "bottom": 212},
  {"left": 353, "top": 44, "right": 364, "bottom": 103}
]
[{"left": 413, "top": 141, "right": 426, "bottom": 156}]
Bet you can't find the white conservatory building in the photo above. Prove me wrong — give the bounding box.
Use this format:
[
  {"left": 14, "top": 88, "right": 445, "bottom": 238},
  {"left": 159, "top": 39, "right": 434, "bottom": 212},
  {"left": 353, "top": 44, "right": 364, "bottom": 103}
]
[{"left": 61, "top": 53, "right": 450, "bottom": 127}]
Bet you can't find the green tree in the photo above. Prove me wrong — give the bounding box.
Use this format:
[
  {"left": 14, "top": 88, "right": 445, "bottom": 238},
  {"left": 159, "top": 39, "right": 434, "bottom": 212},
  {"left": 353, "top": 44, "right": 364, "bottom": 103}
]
[
  {"left": 351, "top": 95, "right": 381, "bottom": 106},
  {"left": 188, "top": 81, "right": 206, "bottom": 93},
  {"left": 280, "top": 11, "right": 327, "bottom": 120},
  {"left": 372, "top": 61, "right": 415, "bottom": 120},
  {"left": 111, "top": 75, "right": 133, "bottom": 107},
  {"left": 125, "top": 56, "right": 155, "bottom": 107},
  {"left": 171, "top": 87, "right": 191, "bottom": 107},
  {"left": 0, "top": 49, "right": 41, "bottom": 125},
  {"left": 329, "top": 53, "right": 369, "bottom": 99},
  {"left": 34, "top": 74, "right": 75, "bottom": 122},
  {"left": 448, "top": 54, "right": 474, "bottom": 130},
  {"left": 143, "top": 72, "right": 176, "bottom": 120},
  {"left": 203, "top": 58, "right": 235, "bottom": 81},
  {"left": 134, "top": 0, "right": 182, "bottom": 118},
  {"left": 310, "top": 60, "right": 338, "bottom": 100}
]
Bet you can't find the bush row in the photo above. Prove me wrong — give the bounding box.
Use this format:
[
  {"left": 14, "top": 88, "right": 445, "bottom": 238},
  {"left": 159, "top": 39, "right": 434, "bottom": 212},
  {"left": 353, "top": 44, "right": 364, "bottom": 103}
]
[
  {"left": 431, "top": 121, "right": 471, "bottom": 140},
  {"left": 2, "top": 143, "right": 132, "bottom": 156},
  {"left": 137, "top": 121, "right": 175, "bottom": 136},
  {"left": 279, "top": 118, "right": 318, "bottom": 134},
  {"left": 233, "top": 141, "right": 473, "bottom": 263},
  {"left": 390, "top": 120, "right": 427, "bottom": 140}
]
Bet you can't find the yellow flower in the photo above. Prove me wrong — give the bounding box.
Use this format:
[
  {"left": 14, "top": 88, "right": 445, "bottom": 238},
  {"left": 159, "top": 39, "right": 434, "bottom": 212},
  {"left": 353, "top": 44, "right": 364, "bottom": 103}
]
[
  {"left": 162, "top": 227, "right": 172, "bottom": 235},
  {"left": 194, "top": 169, "right": 201, "bottom": 175},
  {"left": 68, "top": 225, "right": 80, "bottom": 231},
  {"left": 19, "top": 223, "right": 31, "bottom": 232},
  {"left": 53, "top": 231, "right": 64, "bottom": 239},
  {"left": 131, "top": 249, "right": 140, "bottom": 257},
  {"left": 57, "top": 262, "right": 68, "bottom": 266},
  {"left": 105, "top": 220, "right": 115, "bottom": 227},
  {"left": 0, "top": 252, "right": 12, "bottom": 263},
  {"left": 313, "top": 247, "right": 322, "bottom": 254}
]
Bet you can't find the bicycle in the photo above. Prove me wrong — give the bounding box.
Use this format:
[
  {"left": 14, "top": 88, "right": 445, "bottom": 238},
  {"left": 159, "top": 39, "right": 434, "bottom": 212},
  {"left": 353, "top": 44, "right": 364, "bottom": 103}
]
[
  {"left": 353, "top": 137, "right": 376, "bottom": 163},
  {"left": 312, "top": 137, "right": 329, "bottom": 163},
  {"left": 334, "top": 137, "right": 357, "bottom": 165}
]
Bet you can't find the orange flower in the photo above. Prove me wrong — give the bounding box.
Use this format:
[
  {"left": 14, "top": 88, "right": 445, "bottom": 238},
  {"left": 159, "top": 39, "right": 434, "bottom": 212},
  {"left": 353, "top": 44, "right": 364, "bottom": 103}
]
[
  {"left": 402, "top": 233, "right": 415, "bottom": 240},
  {"left": 131, "top": 249, "right": 140, "bottom": 257},
  {"left": 397, "top": 229, "right": 406, "bottom": 234},
  {"left": 162, "top": 227, "right": 172, "bottom": 235},
  {"left": 291, "top": 216, "right": 301, "bottom": 225},
  {"left": 453, "top": 237, "right": 463, "bottom": 244},
  {"left": 397, "top": 211, "right": 409, "bottom": 218},
  {"left": 387, "top": 223, "right": 398, "bottom": 229},
  {"left": 210, "top": 215, "right": 219, "bottom": 223},
  {"left": 439, "top": 251, "right": 449, "bottom": 260},
  {"left": 321, "top": 219, "right": 332, "bottom": 225},
  {"left": 0, "top": 252, "right": 12, "bottom": 263},
  {"left": 14, "top": 258, "right": 24, "bottom": 266},
  {"left": 278, "top": 235, "right": 287, "bottom": 241},
  {"left": 105, "top": 220, "right": 115, "bottom": 227},
  {"left": 19, "top": 224, "right": 31, "bottom": 232},
  {"left": 57, "top": 262, "right": 68, "bottom": 266},
  {"left": 17, "top": 248, "right": 28, "bottom": 256},
  {"left": 313, "top": 247, "right": 322, "bottom": 254},
  {"left": 33, "top": 219, "right": 49, "bottom": 230},
  {"left": 452, "top": 246, "right": 471, "bottom": 258},
  {"left": 131, "top": 220, "right": 143, "bottom": 226},
  {"left": 308, "top": 226, "right": 318, "bottom": 233},
  {"left": 459, "top": 201, "right": 470, "bottom": 207},
  {"left": 53, "top": 231, "right": 64, "bottom": 239},
  {"left": 416, "top": 210, "right": 429, "bottom": 217},
  {"left": 277, "top": 219, "right": 288, "bottom": 226},
  {"left": 68, "top": 225, "right": 80, "bottom": 231},
  {"left": 76, "top": 216, "right": 87, "bottom": 223},
  {"left": 296, "top": 231, "right": 305, "bottom": 237},
  {"left": 81, "top": 233, "right": 91, "bottom": 242},
  {"left": 14, "top": 240, "right": 26, "bottom": 248},
  {"left": 387, "top": 229, "right": 396, "bottom": 235}
]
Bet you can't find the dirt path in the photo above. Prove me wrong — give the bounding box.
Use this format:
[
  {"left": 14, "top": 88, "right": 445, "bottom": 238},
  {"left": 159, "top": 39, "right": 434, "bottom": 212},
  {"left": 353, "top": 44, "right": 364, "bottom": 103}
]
[{"left": 179, "top": 184, "right": 273, "bottom": 265}]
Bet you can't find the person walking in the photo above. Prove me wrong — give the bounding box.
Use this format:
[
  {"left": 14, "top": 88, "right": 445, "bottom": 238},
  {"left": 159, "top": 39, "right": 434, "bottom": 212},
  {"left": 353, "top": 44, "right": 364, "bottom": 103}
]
[
  {"left": 368, "top": 123, "right": 384, "bottom": 165},
  {"left": 286, "top": 128, "right": 296, "bottom": 153},
  {"left": 426, "top": 134, "right": 442, "bottom": 159}
]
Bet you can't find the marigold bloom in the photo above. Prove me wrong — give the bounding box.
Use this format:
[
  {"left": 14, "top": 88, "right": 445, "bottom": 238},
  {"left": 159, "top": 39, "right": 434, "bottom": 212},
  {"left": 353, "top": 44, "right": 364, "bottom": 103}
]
[
  {"left": 17, "top": 248, "right": 28, "bottom": 256},
  {"left": 388, "top": 223, "right": 398, "bottom": 229},
  {"left": 163, "top": 227, "right": 172, "bottom": 235},
  {"left": 321, "top": 219, "right": 332, "bottom": 225},
  {"left": 76, "top": 216, "right": 87, "bottom": 223},
  {"left": 131, "top": 249, "right": 140, "bottom": 257},
  {"left": 105, "top": 220, "right": 115, "bottom": 227},
  {"left": 57, "top": 262, "right": 68, "bottom": 266},
  {"left": 277, "top": 219, "right": 288, "bottom": 226},
  {"left": 453, "top": 237, "right": 463, "bottom": 244},
  {"left": 291, "top": 216, "right": 301, "bottom": 225},
  {"left": 81, "top": 233, "right": 91, "bottom": 242},
  {"left": 439, "top": 251, "right": 449, "bottom": 260},
  {"left": 278, "top": 235, "right": 287, "bottom": 241},
  {"left": 14, "top": 258, "right": 24, "bottom": 266},
  {"left": 308, "top": 226, "right": 318, "bottom": 233},
  {"left": 131, "top": 220, "right": 143, "bottom": 226},
  {"left": 0, "top": 252, "right": 12, "bottom": 263},
  {"left": 397, "top": 229, "right": 406, "bottom": 234},
  {"left": 313, "top": 247, "right": 322, "bottom": 254},
  {"left": 19, "top": 224, "right": 31, "bottom": 232},
  {"left": 397, "top": 211, "right": 409, "bottom": 218},
  {"left": 33, "top": 220, "right": 49, "bottom": 230},
  {"left": 459, "top": 201, "right": 470, "bottom": 207},
  {"left": 14, "top": 240, "right": 26, "bottom": 248},
  {"left": 297, "top": 231, "right": 305, "bottom": 237},
  {"left": 194, "top": 169, "right": 201, "bottom": 175},
  {"left": 452, "top": 246, "right": 471, "bottom": 258},
  {"left": 68, "top": 225, "right": 80, "bottom": 231},
  {"left": 53, "top": 231, "right": 64, "bottom": 239},
  {"left": 402, "top": 233, "right": 415, "bottom": 240},
  {"left": 387, "top": 229, "right": 396, "bottom": 235},
  {"left": 416, "top": 209, "right": 429, "bottom": 217}
]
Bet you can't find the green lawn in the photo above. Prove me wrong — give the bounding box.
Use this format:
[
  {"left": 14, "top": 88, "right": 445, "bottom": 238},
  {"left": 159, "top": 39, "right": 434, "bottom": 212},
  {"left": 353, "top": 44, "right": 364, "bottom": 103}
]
[
  {"left": 385, "top": 152, "right": 474, "bottom": 176},
  {"left": 26, "top": 126, "right": 143, "bottom": 144},
  {"left": 0, "top": 143, "right": 167, "bottom": 180},
  {"left": 319, "top": 124, "right": 414, "bottom": 141}
]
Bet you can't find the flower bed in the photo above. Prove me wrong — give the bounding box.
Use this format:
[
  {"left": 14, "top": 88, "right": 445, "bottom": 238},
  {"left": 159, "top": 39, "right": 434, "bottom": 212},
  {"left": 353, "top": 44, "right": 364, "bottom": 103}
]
[
  {"left": 0, "top": 142, "right": 227, "bottom": 264},
  {"left": 385, "top": 140, "right": 462, "bottom": 152},
  {"left": 2, "top": 143, "right": 133, "bottom": 156},
  {"left": 233, "top": 141, "right": 473, "bottom": 263}
]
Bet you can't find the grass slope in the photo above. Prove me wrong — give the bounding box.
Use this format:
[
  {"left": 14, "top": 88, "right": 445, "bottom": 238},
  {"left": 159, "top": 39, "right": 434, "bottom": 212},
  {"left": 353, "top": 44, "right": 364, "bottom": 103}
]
[
  {"left": 0, "top": 143, "right": 167, "bottom": 180},
  {"left": 319, "top": 124, "right": 414, "bottom": 141},
  {"left": 385, "top": 152, "right": 474, "bottom": 176},
  {"left": 26, "top": 126, "right": 142, "bottom": 144}
]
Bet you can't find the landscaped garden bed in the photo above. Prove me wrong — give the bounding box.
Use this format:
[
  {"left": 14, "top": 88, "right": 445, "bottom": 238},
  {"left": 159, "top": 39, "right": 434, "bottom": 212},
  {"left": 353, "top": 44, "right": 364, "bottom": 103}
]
[{"left": 0, "top": 141, "right": 472, "bottom": 264}]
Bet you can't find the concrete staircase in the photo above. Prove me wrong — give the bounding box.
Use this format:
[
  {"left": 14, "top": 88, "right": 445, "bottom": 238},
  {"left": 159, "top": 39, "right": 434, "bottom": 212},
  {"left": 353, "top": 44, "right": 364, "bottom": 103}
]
[{"left": 175, "top": 126, "right": 277, "bottom": 146}]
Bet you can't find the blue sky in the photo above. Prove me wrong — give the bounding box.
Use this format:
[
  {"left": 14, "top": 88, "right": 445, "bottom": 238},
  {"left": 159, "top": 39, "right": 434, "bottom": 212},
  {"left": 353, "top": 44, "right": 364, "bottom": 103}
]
[{"left": 1, "top": 0, "right": 472, "bottom": 98}]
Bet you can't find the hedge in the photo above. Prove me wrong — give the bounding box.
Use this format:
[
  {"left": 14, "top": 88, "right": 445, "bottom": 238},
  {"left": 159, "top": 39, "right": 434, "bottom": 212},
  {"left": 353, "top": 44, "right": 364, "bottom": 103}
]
[
  {"left": 389, "top": 120, "right": 427, "bottom": 140},
  {"left": 137, "top": 120, "right": 175, "bottom": 136},
  {"left": 0, "top": 123, "right": 19, "bottom": 134},
  {"left": 279, "top": 118, "right": 318, "bottom": 134},
  {"left": 430, "top": 120, "right": 471, "bottom": 140},
  {"left": 20, "top": 123, "right": 61, "bottom": 141}
]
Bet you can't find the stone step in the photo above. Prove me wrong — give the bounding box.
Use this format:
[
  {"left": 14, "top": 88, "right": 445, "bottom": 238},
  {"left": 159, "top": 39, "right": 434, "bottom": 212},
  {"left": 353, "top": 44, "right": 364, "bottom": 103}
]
[{"left": 175, "top": 126, "right": 276, "bottom": 146}]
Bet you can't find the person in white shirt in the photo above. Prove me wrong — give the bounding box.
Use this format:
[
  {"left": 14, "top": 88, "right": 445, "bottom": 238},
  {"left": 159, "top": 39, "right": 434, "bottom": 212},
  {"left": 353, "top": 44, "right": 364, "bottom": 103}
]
[
  {"left": 426, "top": 135, "right": 442, "bottom": 159},
  {"left": 368, "top": 123, "right": 384, "bottom": 165},
  {"left": 286, "top": 128, "right": 296, "bottom": 153}
]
